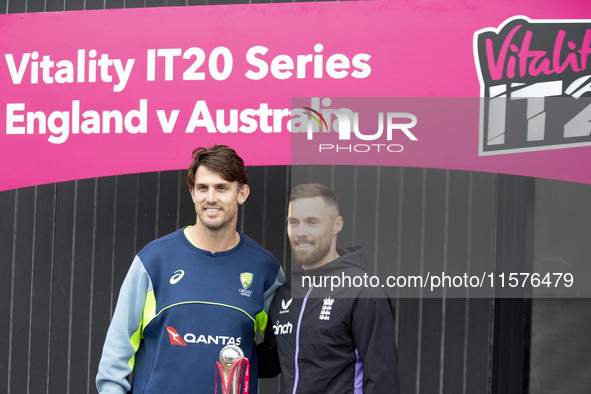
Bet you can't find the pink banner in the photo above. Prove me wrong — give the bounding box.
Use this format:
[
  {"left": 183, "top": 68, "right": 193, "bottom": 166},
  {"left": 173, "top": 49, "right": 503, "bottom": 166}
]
[{"left": 1, "top": 0, "right": 590, "bottom": 190}]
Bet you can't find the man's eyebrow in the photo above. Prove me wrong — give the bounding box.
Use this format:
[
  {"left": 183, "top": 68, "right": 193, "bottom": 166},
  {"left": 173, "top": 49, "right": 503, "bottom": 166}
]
[
  {"left": 287, "top": 215, "right": 322, "bottom": 221},
  {"left": 195, "top": 181, "right": 232, "bottom": 187}
]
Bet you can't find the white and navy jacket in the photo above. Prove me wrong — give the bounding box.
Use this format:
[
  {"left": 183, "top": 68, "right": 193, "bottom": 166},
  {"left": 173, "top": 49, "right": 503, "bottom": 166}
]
[{"left": 259, "top": 247, "right": 400, "bottom": 394}]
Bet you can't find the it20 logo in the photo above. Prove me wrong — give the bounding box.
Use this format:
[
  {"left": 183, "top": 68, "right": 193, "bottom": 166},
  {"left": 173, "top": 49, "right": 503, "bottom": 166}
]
[{"left": 474, "top": 16, "right": 591, "bottom": 155}]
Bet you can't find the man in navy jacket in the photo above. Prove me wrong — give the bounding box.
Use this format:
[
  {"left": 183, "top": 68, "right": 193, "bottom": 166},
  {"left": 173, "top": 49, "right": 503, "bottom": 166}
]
[{"left": 259, "top": 183, "right": 400, "bottom": 394}]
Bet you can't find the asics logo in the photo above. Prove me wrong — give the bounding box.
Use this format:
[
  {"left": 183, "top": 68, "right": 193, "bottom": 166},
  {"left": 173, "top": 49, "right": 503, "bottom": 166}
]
[{"left": 170, "top": 270, "right": 185, "bottom": 284}]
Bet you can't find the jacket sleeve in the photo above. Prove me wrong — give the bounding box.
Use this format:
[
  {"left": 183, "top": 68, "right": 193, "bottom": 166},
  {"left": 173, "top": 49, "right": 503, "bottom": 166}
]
[
  {"left": 96, "top": 256, "right": 153, "bottom": 394},
  {"left": 256, "top": 270, "right": 285, "bottom": 378},
  {"left": 256, "top": 316, "right": 282, "bottom": 378},
  {"left": 263, "top": 266, "right": 286, "bottom": 316},
  {"left": 351, "top": 296, "right": 400, "bottom": 394}
]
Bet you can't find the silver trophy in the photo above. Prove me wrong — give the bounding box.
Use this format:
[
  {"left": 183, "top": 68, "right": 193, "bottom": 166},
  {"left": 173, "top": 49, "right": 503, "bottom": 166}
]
[{"left": 215, "top": 345, "right": 249, "bottom": 394}]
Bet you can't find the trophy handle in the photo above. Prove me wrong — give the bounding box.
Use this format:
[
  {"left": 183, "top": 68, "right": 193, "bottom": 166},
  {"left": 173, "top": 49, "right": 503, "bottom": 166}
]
[{"left": 215, "top": 357, "right": 250, "bottom": 394}]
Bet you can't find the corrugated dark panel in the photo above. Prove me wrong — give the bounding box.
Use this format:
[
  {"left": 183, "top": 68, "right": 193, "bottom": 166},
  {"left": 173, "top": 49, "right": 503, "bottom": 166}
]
[
  {"left": 45, "top": 0, "right": 65, "bottom": 12},
  {"left": 126, "top": 0, "right": 146, "bottom": 9},
  {"left": 395, "top": 167, "right": 424, "bottom": 394},
  {"left": 466, "top": 299, "right": 493, "bottom": 393},
  {"left": 6, "top": 0, "right": 25, "bottom": 13},
  {"left": 29, "top": 184, "right": 57, "bottom": 394},
  {"left": 209, "top": 0, "right": 249, "bottom": 4},
  {"left": 491, "top": 176, "right": 534, "bottom": 394},
  {"left": 286, "top": 166, "right": 502, "bottom": 394},
  {"left": 112, "top": 174, "right": 140, "bottom": 306},
  {"left": 178, "top": 172, "right": 197, "bottom": 228},
  {"left": 88, "top": 177, "right": 118, "bottom": 393},
  {"left": 331, "top": 165, "right": 357, "bottom": 248},
  {"left": 441, "top": 171, "right": 471, "bottom": 394},
  {"left": 9, "top": 187, "right": 36, "bottom": 394},
  {"left": 419, "top": 170, "right": 447, "bottom": 393},
  {"left": 260, "top": 166, "right": 291, "bottom": 269},
  {"left": 104, "top": 0, "right": 125, "bottom": 9},
  {"left": 465, "top": 172, "right": 498, "bottom": 394},
  {"left": 136, "top": 172, "right": 160, "bottom": 248},
  {"left": 69, "top": 179, "right": 97, "bottom": 393},
  {"left": 351, "top": 166, "right": 379, "bottom": 269},
  {"left": 85, "top": 0, "right": 106, "bottom": 10},
  {"left": 442, "top": 299, "right": 468, "bottom": 393},
  {"left": 156, "top": 170, "right": 183, "bottom": 237},
  {"left": 27, "top": 0, "right": 46, "bottom": 11},
  {"left": 242, "top": 166, "right": 265, "bottom": 242},
  {"left": 376, "top": 166, "right": 403, "bottom": 278},
  {"left": 0, "top": 164, "right": 530, "bottom": 393},
  {"left": 65, "top": 0, "right": 85, "bottom": 11},
  {"left": 48, "top": 181, "right": 76, "bottom": 394},
  {"left": 167, "top": 0, "right": 187, "bottom": 7},
  {"left": 0, "top": 189, "right": 16, "bottom": 393}
]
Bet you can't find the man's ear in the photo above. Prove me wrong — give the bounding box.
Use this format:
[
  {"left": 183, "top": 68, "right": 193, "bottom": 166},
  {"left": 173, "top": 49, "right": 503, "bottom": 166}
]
[
  {"left": 333, "top": 216, "right": 343, "bottom": 235},
  {"left": 238, "top": 184, "right": 250, "bottom": 205}
]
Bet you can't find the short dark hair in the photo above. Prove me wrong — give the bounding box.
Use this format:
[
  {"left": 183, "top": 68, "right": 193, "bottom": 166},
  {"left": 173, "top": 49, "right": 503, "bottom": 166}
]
[
  {"left": 185, "top": 145, "right": 248, "bottom": 190},
  {"left": 289, "top": 183, "right": 339, "bottom": 214}
]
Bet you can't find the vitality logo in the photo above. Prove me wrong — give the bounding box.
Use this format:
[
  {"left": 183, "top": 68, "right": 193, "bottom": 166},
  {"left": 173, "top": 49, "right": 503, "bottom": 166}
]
[{"left": 474, "top": 16, "right": 591, "bottom": 155}]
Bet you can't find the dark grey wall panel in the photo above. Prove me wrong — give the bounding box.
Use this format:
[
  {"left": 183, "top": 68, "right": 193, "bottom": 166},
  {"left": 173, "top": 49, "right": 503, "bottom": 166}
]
[
  {"left": 1, "top": 164, "right": 532, "bottom": 393},
  {"left": 89, "top": 177, "right": 118, "bottom": 394},
  {"left": 441, "top": 172, "right": 471, "bottom": 394},
  {"left": 136, "top": 172, "right": 159, "bottom": 248},
  {"left": 48, "top": 181, "right": 75, "bottom": 394},
  {"left": 290, "top": 166, "right": 505, "bottom": 394},
  {"left": 10, "top": 186, "right": 36, "bottom": 394},
  {"left": 6, "top": 1, "right": 25, "bottom": 13},
  {"left": 27, "top": 0, "right": 46, "bottom": 12},
  {"left": 29, "top": 184, "right": 56, "bottom": 394},
  {"left": 156, "top": 171, "right": 182, "bottom": 237},
  {"left": 491, "top": 175, "right": 534, "bottom": 394},
  {"left": 69, "top": 179, "right": 97, "bottom": 393},
  {"left": 112, "top": 174, "right": 140, "bottom": 304},
  {"left": 0, "top": 189, "right": 15, "bottom": 393},
  {"left": 45, "top": 0, "right": 65, "bottom": 12}
]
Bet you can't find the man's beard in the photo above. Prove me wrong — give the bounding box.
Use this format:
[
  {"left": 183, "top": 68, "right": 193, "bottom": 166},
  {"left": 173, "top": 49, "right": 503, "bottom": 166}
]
[
  {"left": 198, "top": 208, "right": 236, "bottom": 232},
  {"left": 290, "top": 236, "right": 333, "bottom": 267}
]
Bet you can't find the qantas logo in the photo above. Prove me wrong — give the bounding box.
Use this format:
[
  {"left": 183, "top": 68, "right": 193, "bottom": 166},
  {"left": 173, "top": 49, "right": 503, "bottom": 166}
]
[
  {"left": 166, "top": 326, "right": 241, "bottom": 347},
  {"left": 166, "top": 326, "right": 187, "bottom": 346}
]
